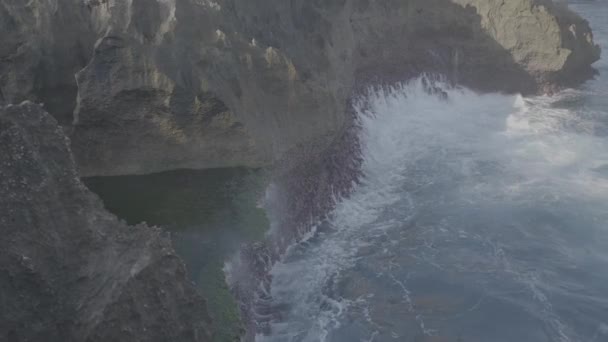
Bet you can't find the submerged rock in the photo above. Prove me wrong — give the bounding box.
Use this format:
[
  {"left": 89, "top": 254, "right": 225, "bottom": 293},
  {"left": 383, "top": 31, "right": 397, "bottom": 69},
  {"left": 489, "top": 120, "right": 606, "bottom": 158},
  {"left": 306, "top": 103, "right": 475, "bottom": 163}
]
[{"left": 0, "top": 102, "right": 212, "bottom": 341}]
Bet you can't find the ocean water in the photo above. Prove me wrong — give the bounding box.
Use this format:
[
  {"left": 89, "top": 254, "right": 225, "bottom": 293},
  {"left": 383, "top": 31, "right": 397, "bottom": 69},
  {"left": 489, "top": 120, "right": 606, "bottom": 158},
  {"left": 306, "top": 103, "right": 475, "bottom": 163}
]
[{"left": 257, "top": 2, "right": 608, "bottom": 342}]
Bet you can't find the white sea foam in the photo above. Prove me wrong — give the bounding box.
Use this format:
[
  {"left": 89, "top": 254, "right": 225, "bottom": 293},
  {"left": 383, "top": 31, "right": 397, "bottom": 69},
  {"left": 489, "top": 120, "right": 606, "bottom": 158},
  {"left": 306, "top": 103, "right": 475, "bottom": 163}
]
[{"left": 257, "top": 76, "right": 608, "bottom": 341}]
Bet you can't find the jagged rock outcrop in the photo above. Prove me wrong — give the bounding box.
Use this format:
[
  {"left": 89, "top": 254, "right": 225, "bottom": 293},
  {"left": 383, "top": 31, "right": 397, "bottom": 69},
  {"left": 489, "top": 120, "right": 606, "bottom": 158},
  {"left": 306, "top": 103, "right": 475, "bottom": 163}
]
[
  {"left": 0, "top": 102, "right": 212, "bottom": 342},
  {"left": 0, "top": 1, "right": 602, "bottom": 341},
  {"left": 453, "top": 0, "right": 601, "bottom": 88},
  {"left": 0, "top": 0, "right": 95, "bottom": 125},
  {"left": 73, "top": 0, "right": 602, "bottom": 176},
  {"left": 1, "top": 0, "right": 600, "bottom": 176}
]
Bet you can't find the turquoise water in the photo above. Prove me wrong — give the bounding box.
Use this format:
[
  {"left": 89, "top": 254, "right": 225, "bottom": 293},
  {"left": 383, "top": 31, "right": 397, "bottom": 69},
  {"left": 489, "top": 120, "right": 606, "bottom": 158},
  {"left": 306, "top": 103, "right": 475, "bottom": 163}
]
[{"left": 85, "top": 168, "right": 269, "bottom": 341}]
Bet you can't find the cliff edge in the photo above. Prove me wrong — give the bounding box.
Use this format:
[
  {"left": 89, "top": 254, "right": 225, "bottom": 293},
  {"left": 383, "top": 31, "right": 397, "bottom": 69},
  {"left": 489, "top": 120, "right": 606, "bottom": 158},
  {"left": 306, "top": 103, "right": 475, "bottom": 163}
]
[
  {"left": 0, "top": 102, "right": 212, "bottom": 342},
  {"left": 0, "top": 1, "right": 602, "bottom": 340},
  {"left": 0, "top": 0, "right": 601, "bottom": 176}
]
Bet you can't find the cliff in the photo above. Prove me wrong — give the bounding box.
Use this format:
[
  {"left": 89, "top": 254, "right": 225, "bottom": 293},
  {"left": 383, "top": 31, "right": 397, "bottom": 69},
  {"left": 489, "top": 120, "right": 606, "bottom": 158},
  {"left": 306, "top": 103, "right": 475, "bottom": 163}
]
[
  {"left": 0, "top": 1, "right": 602, "bottom": 340},
  {"left": 0, "top": 0, "right": 601, "bottom": 176},
  {"left": 0, "top": 102, "right": 211, "bottom": 341}
]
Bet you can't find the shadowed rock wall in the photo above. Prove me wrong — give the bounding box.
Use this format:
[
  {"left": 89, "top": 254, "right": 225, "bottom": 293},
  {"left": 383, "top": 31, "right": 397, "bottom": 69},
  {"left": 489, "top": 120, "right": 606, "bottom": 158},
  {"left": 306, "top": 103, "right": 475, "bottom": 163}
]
[{"left": 0, "top": 102, "right": 212, "bottom": 342}]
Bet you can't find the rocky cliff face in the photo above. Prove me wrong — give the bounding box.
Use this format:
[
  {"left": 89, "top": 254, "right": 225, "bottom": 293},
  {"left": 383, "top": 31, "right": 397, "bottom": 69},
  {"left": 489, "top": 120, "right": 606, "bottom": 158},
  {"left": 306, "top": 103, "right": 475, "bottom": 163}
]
[
  {"left": 0, "top": 102, "right": 211, "bottom": 342},
  {"left": 0, "top": 0, "right": 601, "bottom": 176},
  {"left": 453, "top": 0, "right": 601, "bottom": 87},
  {"left": 0, "top": 0, "right": 95, "bottom": 125},
  {"left": 0, "top": 1, "right": 602, "bottom": 341}
]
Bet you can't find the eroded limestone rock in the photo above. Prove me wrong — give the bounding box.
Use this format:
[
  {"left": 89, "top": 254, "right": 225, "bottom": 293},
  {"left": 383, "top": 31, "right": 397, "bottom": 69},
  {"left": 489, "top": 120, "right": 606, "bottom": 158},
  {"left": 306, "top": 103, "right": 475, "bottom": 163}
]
[
  {"left": 0, "top": 0, "right": 600, "bottom": 176},
  {"left": 0, "top": 102, "right": 212, "bottom": 342},
  {"left": 72, "top": 0, "right": 601, "bottom": 175}
]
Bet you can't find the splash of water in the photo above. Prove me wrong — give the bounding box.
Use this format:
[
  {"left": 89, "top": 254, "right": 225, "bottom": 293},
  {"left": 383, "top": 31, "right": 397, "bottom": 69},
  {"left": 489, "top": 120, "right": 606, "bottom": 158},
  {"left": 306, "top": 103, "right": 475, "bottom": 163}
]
[{"left": 255, "top": 76, "right": 608, "bottom": 342}]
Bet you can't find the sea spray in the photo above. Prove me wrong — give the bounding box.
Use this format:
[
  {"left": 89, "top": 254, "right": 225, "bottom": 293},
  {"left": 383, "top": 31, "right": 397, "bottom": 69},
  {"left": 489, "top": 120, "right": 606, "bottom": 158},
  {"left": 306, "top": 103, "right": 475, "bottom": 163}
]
[
  {"left": 225, "top": 108, "right": 364, "bottom": 340},
  {"left": 254, "top": 74, "right": 608, "bottom": 341}
]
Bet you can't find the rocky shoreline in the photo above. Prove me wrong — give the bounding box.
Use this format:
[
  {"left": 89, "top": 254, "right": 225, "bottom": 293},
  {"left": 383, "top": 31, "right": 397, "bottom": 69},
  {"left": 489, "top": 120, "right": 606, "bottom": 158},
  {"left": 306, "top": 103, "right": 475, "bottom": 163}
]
[
  {"left": 0, "top": 0, "right": 601, "bottom": 341},
  {"left": 1, "top": 0, "right": 601, "bottom": 176}
]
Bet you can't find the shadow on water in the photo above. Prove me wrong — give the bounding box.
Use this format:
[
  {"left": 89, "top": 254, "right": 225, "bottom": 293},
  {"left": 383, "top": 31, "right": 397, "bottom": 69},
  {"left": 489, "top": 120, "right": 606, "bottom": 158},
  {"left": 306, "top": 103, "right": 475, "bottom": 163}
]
[{"left": 84, "top": 167, "right": 269, "bottom": 342}]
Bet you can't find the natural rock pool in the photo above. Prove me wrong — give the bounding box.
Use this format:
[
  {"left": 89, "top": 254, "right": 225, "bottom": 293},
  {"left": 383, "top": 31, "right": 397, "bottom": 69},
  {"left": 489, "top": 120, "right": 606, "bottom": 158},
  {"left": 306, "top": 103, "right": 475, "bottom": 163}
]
[{"left": 85, "top": 168, "right": 269, "bottom": 341}]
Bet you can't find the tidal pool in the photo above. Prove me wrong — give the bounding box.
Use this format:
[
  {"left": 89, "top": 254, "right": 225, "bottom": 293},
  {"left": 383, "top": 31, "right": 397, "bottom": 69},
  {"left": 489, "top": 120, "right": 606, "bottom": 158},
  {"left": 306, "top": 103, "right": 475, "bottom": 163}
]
[{"left": 85, "top": 168, "right": 269, "bottom": 341}]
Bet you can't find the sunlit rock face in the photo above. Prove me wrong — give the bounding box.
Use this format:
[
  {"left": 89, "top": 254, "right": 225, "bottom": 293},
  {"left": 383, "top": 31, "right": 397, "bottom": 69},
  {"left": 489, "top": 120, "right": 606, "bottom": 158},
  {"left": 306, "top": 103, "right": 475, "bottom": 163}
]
[
  {"left": 453, "top": 0, "right": 601, "bottom": 87},
  {"left": 0, "top": 102, "right": 213, "bottom": 341},
  {"left": 0, "top": 0, "right": 599, "bottom": 176}
]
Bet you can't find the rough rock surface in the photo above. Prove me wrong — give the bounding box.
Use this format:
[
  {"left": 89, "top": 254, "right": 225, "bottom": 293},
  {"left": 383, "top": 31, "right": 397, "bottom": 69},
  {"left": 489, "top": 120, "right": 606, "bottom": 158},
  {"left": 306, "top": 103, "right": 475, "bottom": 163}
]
[
  {"left": 0, "top": 0, "right": 95, "bottom": 125},
  {"left": 0, "top": 0, "right": 601, "bottom": 176},
  {"left": 0, "top": 102, "right": 212, "bottom": 342},
  {"left": 453, "top": 0, "right": 601, "bottom": 88},
  {"left": 0, "top": 1, "right": 602, "bottom": 341}
]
